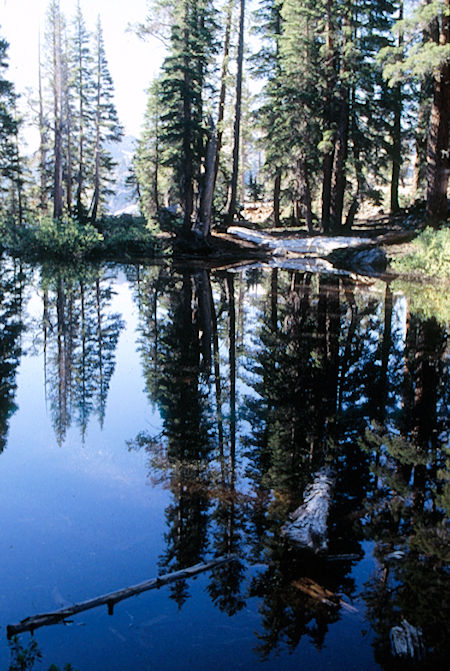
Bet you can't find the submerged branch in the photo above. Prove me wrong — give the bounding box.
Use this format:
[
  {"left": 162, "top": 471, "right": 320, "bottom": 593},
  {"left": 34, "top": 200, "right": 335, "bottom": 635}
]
[{"left": 7, "top": 555, "right": 237, "bottom": 638}]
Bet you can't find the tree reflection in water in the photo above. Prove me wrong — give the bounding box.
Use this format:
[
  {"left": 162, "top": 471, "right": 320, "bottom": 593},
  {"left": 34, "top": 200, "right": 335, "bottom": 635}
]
[
  {"left": 0, "top": 256, "right": 25, "bottom": 453},
  {"left": 40, "top": 264, "right": 124, "bottom": 444},
  {"left": 129, "top": 265, "right": 448, "bottom": 668}
]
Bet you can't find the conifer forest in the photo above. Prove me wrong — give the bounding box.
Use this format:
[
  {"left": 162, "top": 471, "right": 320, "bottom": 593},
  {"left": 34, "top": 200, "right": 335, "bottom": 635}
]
[{"left": 0, "top": 2, "right": 448, "bottom": 671}]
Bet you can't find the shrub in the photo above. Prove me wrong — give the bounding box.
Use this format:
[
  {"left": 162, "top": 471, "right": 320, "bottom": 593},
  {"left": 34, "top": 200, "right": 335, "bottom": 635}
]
[{"left": 392, "top": 226, "right": 450, "bottom": 279}]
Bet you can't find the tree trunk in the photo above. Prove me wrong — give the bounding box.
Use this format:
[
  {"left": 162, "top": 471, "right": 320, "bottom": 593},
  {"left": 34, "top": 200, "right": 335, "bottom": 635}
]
[
  {"left": 426, "top": 0, "right": 450, "bottom": 222},
  {"left": 213, "top": 0, "right": 234, "bottom": 194},
  {"left": 91, "top": 117, "right": 101, "bottom": 225},
  {"left": 38, "top": 36, "right": 48, "bottom": 213},
  {"left": 321, "top": 152, "right": 334, "bottom": 233},
  {"left": 329, "top": 13, "right": 351, "bottom": 233},
  {"left": 225, "top": 0, "right": 245, "bottom": 227},
  {"left": 196, "top": 117, "right": 217, "bottom": 237},
  {"left": 181, "top": 8, "right": 194, "bottom": 234},
  {"left": 329, "top": 86, "right": 349, "bottom": 232},
  {"left": 76, "top": 46, "right": 85, "bottom": 220},
  {"left": 321, "top": 0, "right": 336, "bottom": 233},
  {"left": 65, "top": 86, "right": 73, "bottom": 215},
  {"left": 390, "top": 3, "right": 403, "bottom": 215},
  {"left": 390, "top": 85, "right": 402, "bottom": 214},
  {"left": 91, "top": 33, "right": 102, "bottom": 226},
  {"left": 53, "top": 10, "right": 63, "bottom": 220},
  {"left": 273, "top": 170, "right": 281, "bottom": 227},
  {"left": 296, "top": 155, "right": 313, "bottom": 233},
  {"left": 411, "top": 78, "right": 432, "bottom": 200}
]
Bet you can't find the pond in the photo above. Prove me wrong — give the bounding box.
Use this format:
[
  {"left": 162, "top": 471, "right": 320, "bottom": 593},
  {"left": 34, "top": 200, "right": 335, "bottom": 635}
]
[{"left": 0, "top": 255, "right": 448, "bottom": 671}]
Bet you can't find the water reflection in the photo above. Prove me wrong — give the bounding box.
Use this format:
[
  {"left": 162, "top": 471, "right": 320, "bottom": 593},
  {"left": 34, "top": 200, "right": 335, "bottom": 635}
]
[
  {"left": 129, "top": 265, "right": 448, "bottom": 668},
  {"left": 0, "top": 256, "right": 25, "bottom": 452},
  {"left": 1, "top": 259, "right": 448, "bottom": 670},
  {"left": 40, "top": 265, "right": 124, "bottom": 443}
]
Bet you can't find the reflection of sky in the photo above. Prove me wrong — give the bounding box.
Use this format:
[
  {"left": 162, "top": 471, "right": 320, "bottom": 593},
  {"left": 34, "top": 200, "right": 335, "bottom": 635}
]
[
  {"left": 0, "top": 265, "right": 395, "bottom": 671},
  {"left": 0, "top": 266, "right": 170, "bottom": 669}
]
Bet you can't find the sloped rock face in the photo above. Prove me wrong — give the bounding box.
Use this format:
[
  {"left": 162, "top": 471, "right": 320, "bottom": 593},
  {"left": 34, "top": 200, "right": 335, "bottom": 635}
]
[{"left": 329, "top": 246, "right": 388, "bottom": 273}]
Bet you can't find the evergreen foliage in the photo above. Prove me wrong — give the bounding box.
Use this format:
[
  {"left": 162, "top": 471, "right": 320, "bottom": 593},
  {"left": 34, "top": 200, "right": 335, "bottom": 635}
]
[
  {"left": 90, "top": 17, "right": 124, "bottom": 224},
  {"left": 0, "top": 0, "right": 448, "bottom": 255},
  {"left": 157, "top": 0, "right": 217, "bottom": 231},
  {"left": 0, "top": 34, "right": 20, "bottom": 215}
]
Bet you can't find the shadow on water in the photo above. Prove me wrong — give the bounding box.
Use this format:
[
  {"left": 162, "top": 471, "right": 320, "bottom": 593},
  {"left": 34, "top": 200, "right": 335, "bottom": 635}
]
[{"left": 2, "top": 258, "right": 448, "bottom": 670}]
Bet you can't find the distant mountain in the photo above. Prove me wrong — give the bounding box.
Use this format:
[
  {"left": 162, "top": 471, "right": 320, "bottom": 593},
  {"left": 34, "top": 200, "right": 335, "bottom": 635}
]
[{"left": 106, "top": 135, "right": 140, "bottom": 216}]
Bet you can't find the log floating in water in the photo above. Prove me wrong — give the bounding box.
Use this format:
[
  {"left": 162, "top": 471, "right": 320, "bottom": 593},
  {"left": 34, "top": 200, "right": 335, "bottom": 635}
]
[
  {"left": 282, "top": 468, "right": 335, "bottom": 553},
  {"left": 7, "top": 555, "right": 237, "bottom": 638}
]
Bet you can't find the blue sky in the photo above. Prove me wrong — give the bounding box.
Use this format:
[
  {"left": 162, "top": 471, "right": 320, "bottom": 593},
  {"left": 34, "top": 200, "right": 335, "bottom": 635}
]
[{"left": 1, "top": 0, "right": 165, "bottom": 143}]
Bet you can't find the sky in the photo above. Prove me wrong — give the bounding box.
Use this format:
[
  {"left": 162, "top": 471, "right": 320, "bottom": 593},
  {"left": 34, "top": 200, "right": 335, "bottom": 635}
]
[{"left": 0, "top": 0, "right": 165, "bottom": 146}]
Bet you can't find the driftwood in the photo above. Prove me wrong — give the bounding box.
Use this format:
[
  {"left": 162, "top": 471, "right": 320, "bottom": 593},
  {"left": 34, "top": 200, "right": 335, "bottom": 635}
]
[
  {"left": 7, "top": 555, "right": 236, "bottom": 638},
  {"left": 390, "top": 619, "right": 425, "bottom": 660},
  {"left": 282, "top": 468, "right": 335, "bottom": 553}
]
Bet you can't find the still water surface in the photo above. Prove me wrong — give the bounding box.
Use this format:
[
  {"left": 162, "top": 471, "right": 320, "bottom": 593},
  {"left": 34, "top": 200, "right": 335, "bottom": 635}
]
[{"left": 0, "top": 257, "right": 448, "bottom": 670}]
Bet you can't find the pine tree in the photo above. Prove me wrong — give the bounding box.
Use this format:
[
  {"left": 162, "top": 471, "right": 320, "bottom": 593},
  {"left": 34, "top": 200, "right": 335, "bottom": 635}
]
[
  {"left": 252, "top": 0, "right": 285, "bottom": 226},
  {"left": 90, "top": 16, "right": 123, "bottom": 225},
  {"left": 381, "top": 0, "right": 450, "bottom": 222},
  {"left": 37, "top": 34, "right": 52, "bottom": 213},
  {"left": 157, "top": 0, "right": 217, "bottom": 236},
  {"left": 135, "top": 78, "right": 163, "bottom": 221},
  {"left": 70, "top": 0, "right": 95, "bottom": 221},
  {"left": 0, "top": 33, "right": 20, "bottom": 216},
  {"left": 226, "top": 0, "right": 246, "bottom": 226},
  {"left": 44, "top": 0, "right": 65, "bottom": 219}
]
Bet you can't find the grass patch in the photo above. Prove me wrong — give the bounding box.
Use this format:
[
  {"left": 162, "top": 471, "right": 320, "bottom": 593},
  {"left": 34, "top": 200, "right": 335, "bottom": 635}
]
[{"left": 392, "top": 226, "right": 450, "bottom": 279}]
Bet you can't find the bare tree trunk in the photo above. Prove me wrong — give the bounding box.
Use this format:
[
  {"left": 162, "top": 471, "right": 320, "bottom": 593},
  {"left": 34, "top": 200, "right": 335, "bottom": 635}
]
[
  {"left": 426, "top": 0, "right": 450, "bottom": 222},
  {"left": 321, "top": 0, "right": 336, "bottom": 233},
  {"left": 329, "top": 88, "right": 349, "bottom": 232},
  {"left": 296, "top": 155, "right": 313, "bottom": 233},
  {"left": 273, "top": 170, "right": 281, "bottom": 227},
  {"left": 91, "top": 120, "right": 101, "bottom": 225},
  {"left": 225, "top": 0, "right": 245, "bottom": 227},
  {"left": 53, "top": 9, "right": 64, "bottom": 220},
  {"left": 213, "top": 0, "right": 234, "bottom": 195},
  {"left": 390, "top": 3, "right": 403, "bottom": 215},
  {"left": 38, "top": 36, "right": 48, "bottom": 213},
  {"left": 181, "top": 6, "right": 194, "bottom": 235},
  {"left": 76, "top": 40, "right": 85, "bottom": 219},
  {"left": 330, "top": 14, "right": 351, "bottom": 233},
  {"left": 196, "top": 116, "right": 217, "bottom": 237},
  {"left": 91, "top": 39, "right": 101, "bottom": 226},
  {"left": 64, "top": 76, "right": 73, "bottom": 215}
]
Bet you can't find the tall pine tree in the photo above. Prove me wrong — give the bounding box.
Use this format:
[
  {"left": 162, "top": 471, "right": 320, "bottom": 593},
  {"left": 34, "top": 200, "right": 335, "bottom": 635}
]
[{"left": 90, "top": 16, "right": 123, "bottom": 225}]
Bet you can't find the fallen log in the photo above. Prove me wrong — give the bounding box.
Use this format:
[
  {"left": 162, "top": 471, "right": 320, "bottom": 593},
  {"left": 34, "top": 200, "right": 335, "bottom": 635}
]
[
  {"left": 7, "top": 555, "right": 237, "bottom": 638},
  {"left": 282, "top": 468, "right": 335, "bottom": 553},
  {"left": 228, "top": 226, "right": 370, "bottom": 256}
]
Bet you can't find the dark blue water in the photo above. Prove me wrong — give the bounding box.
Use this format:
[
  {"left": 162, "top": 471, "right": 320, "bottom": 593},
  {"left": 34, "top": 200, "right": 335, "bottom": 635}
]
[{"left": 0, "top": 258, "right": 448, "bottom": 670}]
